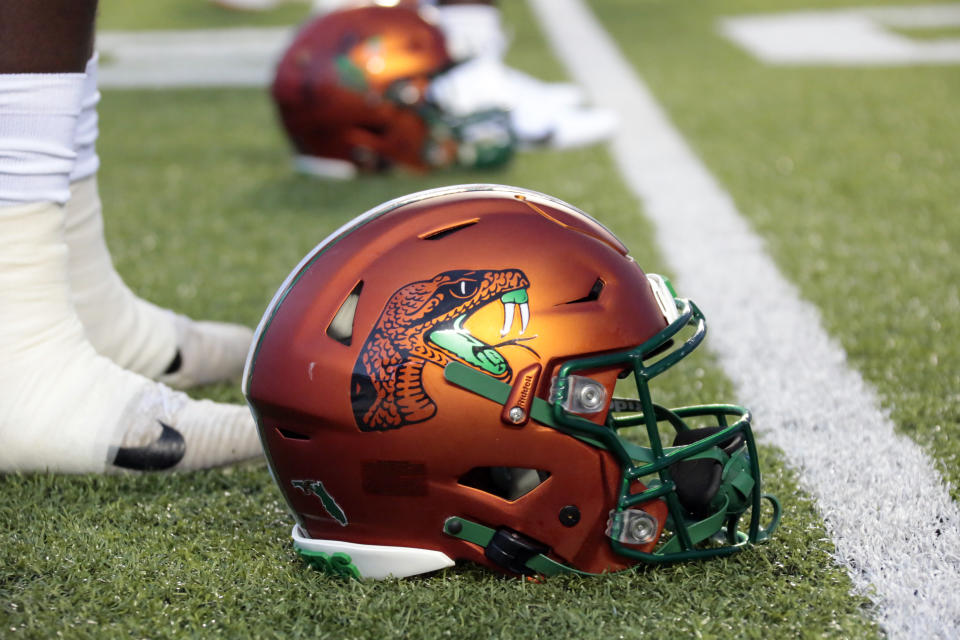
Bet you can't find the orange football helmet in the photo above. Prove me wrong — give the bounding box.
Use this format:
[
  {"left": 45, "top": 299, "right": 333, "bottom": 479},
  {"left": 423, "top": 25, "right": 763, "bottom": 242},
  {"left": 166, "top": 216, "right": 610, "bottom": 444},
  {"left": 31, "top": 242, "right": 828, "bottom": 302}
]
[
  {"left": 244, "top": 185, "right": 779, "bottom": 578},
  {"left": 271, "top": 5, "right": 513, "bottom": 178}
]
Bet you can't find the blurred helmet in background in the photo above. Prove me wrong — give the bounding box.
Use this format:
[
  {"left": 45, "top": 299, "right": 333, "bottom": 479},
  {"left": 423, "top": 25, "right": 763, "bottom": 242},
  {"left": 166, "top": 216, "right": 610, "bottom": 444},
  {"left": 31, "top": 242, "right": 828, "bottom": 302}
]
[{"left": 271, "top": 5, "right": 514, "bottom": 178}]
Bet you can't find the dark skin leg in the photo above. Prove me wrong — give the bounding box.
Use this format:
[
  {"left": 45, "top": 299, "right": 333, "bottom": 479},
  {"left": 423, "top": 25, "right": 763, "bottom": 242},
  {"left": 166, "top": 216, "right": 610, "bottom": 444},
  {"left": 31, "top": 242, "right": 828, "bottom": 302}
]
[{"left": 0, "top": 0, "right": 98, "bottom": 74}]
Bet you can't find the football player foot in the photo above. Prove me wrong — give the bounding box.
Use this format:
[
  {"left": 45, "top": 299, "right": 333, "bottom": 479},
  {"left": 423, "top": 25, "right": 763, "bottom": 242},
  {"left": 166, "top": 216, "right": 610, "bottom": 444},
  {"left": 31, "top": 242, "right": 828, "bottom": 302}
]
[
  {"left": 436, "top": 4, "right": 586, "bottom": 109},
  {"left": 432, "top": 1, "right": 615, "bottom": 148},
  {"left": 502, "top": 66, "right": 585, "bottom": 110},
  {"left": 158, "top": 312, "right": 255, "bottom": 389},
  {"left": 0, "top": 201, "right": 262, "bottom": 473},
  {"left": 512, "top": 102, "right": 619, "bottom": 150},
  {"left": 65, "top": 175, "right": 254, "bottom": 388},
  {"left": 64, "top": 54, "right": 252, "bottom": 389},
  {"left": 429, "top": 57, "right": 618, "bottom": 150}
]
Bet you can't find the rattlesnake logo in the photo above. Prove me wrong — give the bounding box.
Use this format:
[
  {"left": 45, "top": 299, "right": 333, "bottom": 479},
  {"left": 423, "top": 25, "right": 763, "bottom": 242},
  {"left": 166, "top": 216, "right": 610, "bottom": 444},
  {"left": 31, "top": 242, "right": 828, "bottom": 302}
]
[{"left": 351, "top": 269, "right": 536, "bottom": 431}]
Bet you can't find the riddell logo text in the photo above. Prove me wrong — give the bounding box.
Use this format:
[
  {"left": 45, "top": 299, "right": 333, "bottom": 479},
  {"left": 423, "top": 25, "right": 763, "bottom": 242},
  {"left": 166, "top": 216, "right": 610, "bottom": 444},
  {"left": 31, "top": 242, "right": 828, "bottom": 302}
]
[
  {"left": 516, "top": 374, "right": 534, "bottom": 409},
  {"left": 502, "top": 363, "right": 542, "bottom": 426}
]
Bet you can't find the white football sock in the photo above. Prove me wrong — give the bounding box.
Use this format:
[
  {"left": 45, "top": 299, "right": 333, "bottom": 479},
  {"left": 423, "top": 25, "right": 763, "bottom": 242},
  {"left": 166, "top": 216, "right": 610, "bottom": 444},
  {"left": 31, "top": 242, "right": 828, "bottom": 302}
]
[
  {"left": 0, "top": 199, "right": 262, "bottom": 473},
  {"left": 65, "top": 176, "right": 178, "bottom": 379},
  {"left": 0, "top": 74, "right": 83, "bottom": 206},
  {"left": 64, "top": 54, "right": 254, "bottom": 388},
  {"left": 69, "top": 53, "right": 100, "bottom": 183}
]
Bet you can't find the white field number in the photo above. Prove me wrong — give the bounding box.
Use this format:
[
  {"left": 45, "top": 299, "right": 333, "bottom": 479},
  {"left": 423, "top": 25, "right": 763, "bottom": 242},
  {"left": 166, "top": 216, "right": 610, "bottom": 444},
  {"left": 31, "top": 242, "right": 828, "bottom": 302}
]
[{"left": 720, "top": 4, "right": 960, "bottom": 65}]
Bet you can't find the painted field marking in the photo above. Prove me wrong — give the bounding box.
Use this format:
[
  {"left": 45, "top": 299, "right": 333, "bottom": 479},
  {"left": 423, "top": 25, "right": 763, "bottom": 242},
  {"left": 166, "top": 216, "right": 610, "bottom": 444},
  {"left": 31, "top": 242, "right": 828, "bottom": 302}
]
[
  {"left": 90, "top": 3, "right": 960, "bottom": 89},
  {"left": 527, "top": 0, "right": 960, "bottom": 637},
  {"left": 720, "top": 4, "right": 960, "bottom": 65},
  {"left": 97, "top": 28, "right": 293, "bottom": 88}
]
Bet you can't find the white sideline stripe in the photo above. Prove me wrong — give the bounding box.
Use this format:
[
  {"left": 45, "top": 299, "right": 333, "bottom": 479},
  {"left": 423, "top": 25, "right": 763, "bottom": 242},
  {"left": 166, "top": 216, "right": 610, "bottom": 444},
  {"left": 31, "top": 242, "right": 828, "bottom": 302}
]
[
  {"left": 97, "top": 28, "right": 294, "bottom": 88},
  {"left": 528, "top": 0, "right": 960, "bottom": 637}
]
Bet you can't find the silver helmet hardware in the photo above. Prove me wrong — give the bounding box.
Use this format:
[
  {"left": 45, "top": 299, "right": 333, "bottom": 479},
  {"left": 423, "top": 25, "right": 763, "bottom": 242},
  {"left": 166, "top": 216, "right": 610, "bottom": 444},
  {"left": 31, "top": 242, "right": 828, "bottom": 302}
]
[
  {"left": 552, "top": 374, "right": 608, "bottom": 415},
  {"left": 576, "top": 380, "right": 606, "bottom": 412},
  {"left": 605, "top": 509, "right": 659, "bottom": 545}
]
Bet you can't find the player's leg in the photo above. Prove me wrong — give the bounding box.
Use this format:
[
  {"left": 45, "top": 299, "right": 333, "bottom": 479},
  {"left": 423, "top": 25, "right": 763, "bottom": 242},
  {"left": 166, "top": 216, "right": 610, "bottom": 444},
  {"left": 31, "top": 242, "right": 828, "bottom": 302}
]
[
  {"left": 0, "top": 0, "right": 261, "bottom": 472},
  {"left": 64, "top": 52, "right": 254, "bottom": 389}
]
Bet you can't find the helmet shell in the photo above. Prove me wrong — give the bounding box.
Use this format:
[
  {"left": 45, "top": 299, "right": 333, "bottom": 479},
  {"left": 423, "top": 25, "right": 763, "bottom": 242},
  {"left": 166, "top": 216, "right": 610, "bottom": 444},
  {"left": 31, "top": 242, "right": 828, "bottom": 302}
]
[{"left": 246, "top": 185, "right": 671, "bottom": 574}]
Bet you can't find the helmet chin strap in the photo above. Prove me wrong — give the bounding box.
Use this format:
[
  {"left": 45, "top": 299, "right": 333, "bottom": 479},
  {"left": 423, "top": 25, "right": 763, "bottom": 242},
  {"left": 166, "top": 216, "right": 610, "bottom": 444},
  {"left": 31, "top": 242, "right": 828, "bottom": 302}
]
[
  {"left": 442, "top": 517, "right": 589, "bottom": 577},
  {"left": 443, "top": 361, "right": 562, "bottom": 427}
]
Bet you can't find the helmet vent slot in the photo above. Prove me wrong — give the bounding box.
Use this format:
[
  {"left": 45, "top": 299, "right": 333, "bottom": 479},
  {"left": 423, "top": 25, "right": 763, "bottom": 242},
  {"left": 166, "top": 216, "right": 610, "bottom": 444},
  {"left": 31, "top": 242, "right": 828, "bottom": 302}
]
[
  {"left": 276, "top": 427, "right": 310, "bottom": 441},
  {"left": 563, "top": 278, "right": 605, "bottom": 304},
  {"left": 327, "top": 281, "right": 364, "bottom": 346},
  {"left": 419, "top": 219, "right": 478, "bottom": 241},
  {"left": 459, "top": 467, "right": 550, "bottom": 501}
]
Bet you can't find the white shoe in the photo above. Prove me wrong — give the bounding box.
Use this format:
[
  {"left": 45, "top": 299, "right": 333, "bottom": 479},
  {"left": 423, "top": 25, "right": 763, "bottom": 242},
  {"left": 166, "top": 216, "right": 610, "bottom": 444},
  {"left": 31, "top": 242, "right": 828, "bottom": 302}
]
[
  {"left": 0, "top": 201, "right": 262, "bottom": 473},
  {"left": 66, "top": 56, "right": 253, "bottom": 388},
  {"left": 503, "top": 67, "right": 585, "bottom": 110},
  {"left": 65, "top": 176, "right": 254, "bottom": 388},
  {"left": 430, "top": 2, "right": 615, "bottom": 148},
  {"left": 513, "top": 102, "right": 618, "bottom": 150},
  {"left": 430, "top": 57, "right": 617, "bottom": 149},
  {"left": 158, "top": 313, "right": 255, "bottom": 389}
]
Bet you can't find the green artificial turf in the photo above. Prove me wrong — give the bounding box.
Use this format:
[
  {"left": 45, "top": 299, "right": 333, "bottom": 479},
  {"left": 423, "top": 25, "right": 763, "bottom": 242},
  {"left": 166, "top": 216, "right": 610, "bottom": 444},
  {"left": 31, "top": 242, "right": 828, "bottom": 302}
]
[
  {"left": 0, "top": 461, "right": 874, "bottom": 639},
  {"left": 889, "top": 26, "right": 960, "bottom": 40},
  {"left": 97, "top": 0, "right": 310, "bottom": 31},
  {"left": 591, "top": 0, "right": 960, "bottom": 497},
  {"left": 1, "top": 0, "right": 882, "bottom": 638}
]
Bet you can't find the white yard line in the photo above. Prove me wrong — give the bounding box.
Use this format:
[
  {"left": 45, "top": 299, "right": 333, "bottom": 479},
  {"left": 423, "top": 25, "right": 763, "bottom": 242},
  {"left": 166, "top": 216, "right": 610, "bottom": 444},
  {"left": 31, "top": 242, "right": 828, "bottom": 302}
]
[
  {"left": 527, "top": 0, "right": 960, "bottom": 637},
  {"left": 97, "top": 28, "right": 294, "bottom": 88}
]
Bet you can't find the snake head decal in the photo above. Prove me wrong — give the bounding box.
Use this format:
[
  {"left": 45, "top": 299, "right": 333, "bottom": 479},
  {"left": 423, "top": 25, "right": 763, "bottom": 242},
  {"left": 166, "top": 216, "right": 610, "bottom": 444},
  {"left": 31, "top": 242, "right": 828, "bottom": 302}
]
[{"left": 351, "top": 269, "right": 534, "bottom": 431}]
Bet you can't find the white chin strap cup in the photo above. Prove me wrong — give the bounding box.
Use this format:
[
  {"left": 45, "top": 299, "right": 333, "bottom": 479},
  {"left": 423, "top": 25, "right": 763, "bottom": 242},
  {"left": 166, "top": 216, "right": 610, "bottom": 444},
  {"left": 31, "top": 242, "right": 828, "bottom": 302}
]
[{"left": 292, "top": 524, "right": 455, "bottom": 579}]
